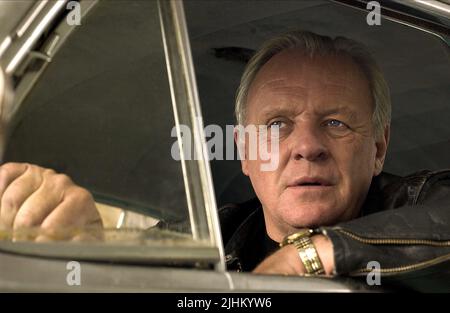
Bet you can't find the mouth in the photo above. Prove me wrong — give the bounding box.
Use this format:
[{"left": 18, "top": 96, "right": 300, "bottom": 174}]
[{"left": 287, "top": 177, "right": 334, "bottom": 188}]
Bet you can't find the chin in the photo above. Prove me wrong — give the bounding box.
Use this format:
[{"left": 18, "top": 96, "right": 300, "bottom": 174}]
[{"left": 279, "top": 202, "right": 343, "bottom": 228}]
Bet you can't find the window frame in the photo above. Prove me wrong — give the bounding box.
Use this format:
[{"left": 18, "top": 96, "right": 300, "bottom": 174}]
[{"left": 0, "top": 0, "right": 225, "bottom": 271}]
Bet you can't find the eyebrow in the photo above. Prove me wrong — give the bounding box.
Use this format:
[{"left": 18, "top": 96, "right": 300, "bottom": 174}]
[{"left": 257, "top": 105, "right": 358, "bottom": 122}]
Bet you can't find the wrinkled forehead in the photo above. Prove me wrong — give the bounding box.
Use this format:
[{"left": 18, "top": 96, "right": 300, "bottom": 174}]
[
  {"left": 250, "top": 49, "right": 368, "bottom": 94},
  {"left": 246, "top": 49, "right": 373, "bottom": 117}
]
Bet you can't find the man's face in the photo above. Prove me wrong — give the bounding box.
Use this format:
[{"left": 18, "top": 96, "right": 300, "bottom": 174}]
[{"left": 240, "top": 49, "right": 389, "bottom": 241}]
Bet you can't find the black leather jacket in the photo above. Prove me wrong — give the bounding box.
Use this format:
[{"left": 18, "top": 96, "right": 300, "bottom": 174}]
[{"left": 219, "top": 170, "right": 450, "bottom": 291}]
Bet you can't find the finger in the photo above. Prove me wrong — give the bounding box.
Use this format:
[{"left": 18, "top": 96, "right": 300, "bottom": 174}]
[
  {"left": 12, "top": 172, "right": 68, "bottom": 230},
  {"left": 36, "top": 189, "right": 102, "bottom": 242},
  {"left": 0, "top": 165, "right": 45, "bottom": 228},
  {"left": 0, "top": 163, "right": 29, "bottom": 197},
  {"left": 0, "top": 163, "right": 29, "bottom": 222},
  {"left": 40, "top": 186, "right": 102, "bottom": 230}
]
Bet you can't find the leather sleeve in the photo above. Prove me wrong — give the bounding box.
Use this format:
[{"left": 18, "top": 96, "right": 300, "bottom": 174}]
[{"left": 321, "top": 170, "right": 450, "bottom": 291}]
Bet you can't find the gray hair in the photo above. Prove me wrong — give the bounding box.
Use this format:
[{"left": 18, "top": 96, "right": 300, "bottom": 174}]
[{"left": 235, "top": 30, "right": 391, "bottom": 139}]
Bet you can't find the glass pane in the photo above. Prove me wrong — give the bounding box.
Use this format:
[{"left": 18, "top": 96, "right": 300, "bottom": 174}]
[{"left": 2, "top": 1, "right": 197, "bottom": 246}]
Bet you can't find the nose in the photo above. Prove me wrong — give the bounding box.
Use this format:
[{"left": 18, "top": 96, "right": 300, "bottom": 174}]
[{"left": 289, "top": 123, "right": 329, "bottom": 162}]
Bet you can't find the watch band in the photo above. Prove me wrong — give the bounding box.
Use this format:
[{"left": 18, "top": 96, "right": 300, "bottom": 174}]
[
  {"left": 280, "top": 230, "right": 325, "bottom": 275},
  {"left": 292, "top": 235, "right": 325, "bottom": 275}
]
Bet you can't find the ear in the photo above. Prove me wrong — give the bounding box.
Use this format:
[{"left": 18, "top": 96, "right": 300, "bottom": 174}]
[
  {"left": 373, "top": 125, "right": 390, "bottom": 176},
  {"left": 234, "top": 126, "right": 249, "bottom": 176}
]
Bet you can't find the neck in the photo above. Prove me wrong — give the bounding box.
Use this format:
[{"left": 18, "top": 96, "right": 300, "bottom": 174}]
[{"left": 263, "top": 213, "right": 298, "bottom": 243}]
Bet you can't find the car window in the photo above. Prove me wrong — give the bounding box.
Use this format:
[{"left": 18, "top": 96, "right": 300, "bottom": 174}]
[
  {"left": 5, "top": 0, "right": 189, "bottom": 224},
  {"left": 0, "top": 0, "right": 223, "bottom": 267}
]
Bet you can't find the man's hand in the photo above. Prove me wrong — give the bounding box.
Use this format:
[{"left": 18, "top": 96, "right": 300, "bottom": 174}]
[
  {"left": 0, "top": 162, "right": 102, "bottom": 241},
  {"left": 253, "top": 234, "right": 335, "bottom": 276}
]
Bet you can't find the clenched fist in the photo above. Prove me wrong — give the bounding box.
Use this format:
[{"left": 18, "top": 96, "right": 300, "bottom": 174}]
[{"left": 0, "top": 162, "right": 102, "bottom": 241}]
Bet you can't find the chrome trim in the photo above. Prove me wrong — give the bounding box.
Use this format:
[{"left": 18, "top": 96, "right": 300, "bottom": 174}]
[
  {"left": 0, "top": 67, "right": 13, "bottom": 161},
  {"left": 5, "top": 0, "right": 67, "bottom": 74},
  {"left": 5, "top": 0, "right": 98, "bottom": 131},
  {"left": 28, "top": 51, "right": 52, "bottom": 63},
  {"left": 413, "top": 0, "right": 450, "bottom": 17},
  {"left": 330, "top": 0, "right": 449, "bottom": 43},
  {"left": 158, "top": 0, "right": 225, "bottom": 271},
  {"left": 0, "top": 37, "right": 11, "bottom": 58},
  {"left": 0, "top": 67, "right": 9, "bottom": 119},
  {"left": 41, "top": 32, "right": 60, "bottom": 56},
  {"left": 0, "top": 240, "right": 219, "bottom": 265},
  {"left": 159, "top": 1, "right": 198, "bottom": 240},
  {"left": 16, "top": 1, "right": 49, "bottom": 38},
  {"left": 378, "top": 11, "right": 447, "bottom": 44}
]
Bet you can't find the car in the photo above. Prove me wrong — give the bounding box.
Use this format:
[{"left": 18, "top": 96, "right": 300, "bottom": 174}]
[{"left": 0, "top": 0, "right": 449, "bottom": 292}]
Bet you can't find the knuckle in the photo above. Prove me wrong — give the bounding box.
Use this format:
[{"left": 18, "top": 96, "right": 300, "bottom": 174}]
[
  {"left": 28, "top": 164, "right": 48, "bottom": 178},
  {"left": 40, "top": 220, "right": 55, "bottom": 232},
  {"left": 1, "top": 162, "right": 25, "bottom": 171},
  {"left": 0, "top": 163, "right": 29, "bottom": 185},
  {"left": 39, "top": 222, "right": 60, "bottom": 238},
  {"left": 65, "top": 187, "right": 95, "bottom": 210},
  {"left": 1, "top": 192, "right": 20, "bottom": 212},
  {"left": 0, "top": 167, "right": 10, "bottom": 185},
  {"left": 73, "top": 187, "right": 94, "bottom": 203},
  {"left": 13, "top": 210, "right": 36, "bottom": 229},
  {"left": 0, "top": 163, "right": 14, "bottom": 174},
  {"left": 0, "top": 163, "right": 18, "bottom": 179},
  {"left": 43, "top": 168, "right": 56, "bottom": 176},
  {"left": 54, "top": 173, "right": 72, "bottom": 187}
]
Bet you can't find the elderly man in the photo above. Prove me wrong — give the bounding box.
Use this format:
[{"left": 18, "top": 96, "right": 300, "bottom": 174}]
[{"left": 221, "top": 30, "right": 450, "bottom": 280}]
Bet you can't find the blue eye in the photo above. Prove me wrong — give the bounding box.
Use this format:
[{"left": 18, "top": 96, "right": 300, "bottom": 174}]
[
  {"left": 326, "top": 119, "right": 345, "bottom": 128},
  {"left": 268, "top": 121, "right": 285, "bottom": 128}
]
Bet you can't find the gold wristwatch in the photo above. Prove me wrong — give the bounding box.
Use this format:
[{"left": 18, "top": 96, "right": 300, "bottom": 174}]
[{"left": 280, "top": 229, "right": 325, "bottom": 275}]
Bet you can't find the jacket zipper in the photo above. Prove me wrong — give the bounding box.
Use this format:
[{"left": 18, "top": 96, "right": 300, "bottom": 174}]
[
  {"left": 336, "top": 228, "right": 450, "bottom": 246},
  {"left": 350, "top": 253, "right": 450, "bottom": 275},
  {"left": 333, "top": 228, "right": 450, "bottom": 275}
]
